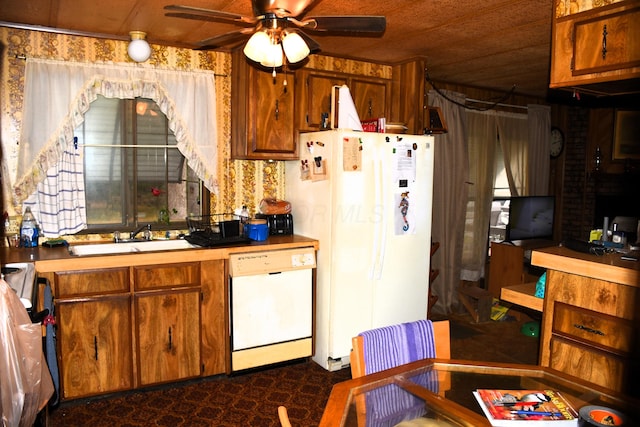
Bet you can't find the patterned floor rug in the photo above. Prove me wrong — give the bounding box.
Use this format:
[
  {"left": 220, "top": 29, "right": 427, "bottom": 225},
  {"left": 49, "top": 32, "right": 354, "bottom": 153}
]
[{"left": 47, "top": 360, "right": 351, "bottom": 427}]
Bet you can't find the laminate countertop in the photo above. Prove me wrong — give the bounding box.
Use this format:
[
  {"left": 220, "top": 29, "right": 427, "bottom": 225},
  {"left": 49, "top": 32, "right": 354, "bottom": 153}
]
[
  {"left": 1, "top": 234, "right": 319, "bottom": 271},
  {"left": 531, "top": 245, "right": 640, "bottom": 287}
]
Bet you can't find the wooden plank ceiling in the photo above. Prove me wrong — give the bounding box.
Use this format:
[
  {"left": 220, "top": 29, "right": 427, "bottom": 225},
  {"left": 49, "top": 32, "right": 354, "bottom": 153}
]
[{"left": 0, "top": 0, "right": 554, "bottom": 98}]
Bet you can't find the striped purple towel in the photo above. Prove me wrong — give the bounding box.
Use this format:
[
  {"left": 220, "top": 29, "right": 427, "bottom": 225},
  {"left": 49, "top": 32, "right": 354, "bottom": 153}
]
[{"left": 359, "top": 319, "right": 435, "bottom": 375}]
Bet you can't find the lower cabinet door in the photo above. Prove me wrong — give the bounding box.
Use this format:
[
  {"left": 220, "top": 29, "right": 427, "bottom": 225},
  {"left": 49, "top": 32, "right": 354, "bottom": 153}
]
[
  {"left": 58, "top": 296, "right": 133, "bottom": 399},
  {"left": 136, "top": 289, "right": 201, "bottom": 385},
  {"left": 550, "top": 336, "right": 626, "bottom": 392}
]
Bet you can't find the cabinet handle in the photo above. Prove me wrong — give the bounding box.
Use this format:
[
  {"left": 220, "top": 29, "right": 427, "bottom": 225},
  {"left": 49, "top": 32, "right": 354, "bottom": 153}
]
[
  {"left": 602, "top": 24, "right": 608, "bottom": 60},
  {"left": 275, "top": 100, "right": 279, "bottom": 121},
  {"left": 168, "top": 327, "right": 172, "bottom": 351},
  {"left": 368, "top": 99, "right": 373, "bottom": 117},
  {"left": 573, "top": 323, "right": 604, "bottom": 336},
  {"left": 94, "top": 336, "right": 98, "bottom": 360}
]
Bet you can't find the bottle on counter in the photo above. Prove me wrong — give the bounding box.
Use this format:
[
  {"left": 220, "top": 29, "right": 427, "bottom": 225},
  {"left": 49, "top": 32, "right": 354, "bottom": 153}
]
[
  {"left": 20, "top": 206, "right": 39, "bottom": 247},
  {"left": 240, "top": 205, "right": 250, "bottom": 236}
]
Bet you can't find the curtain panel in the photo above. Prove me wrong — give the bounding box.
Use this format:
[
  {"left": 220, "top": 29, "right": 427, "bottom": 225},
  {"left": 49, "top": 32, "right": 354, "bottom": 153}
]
[
  {"left": 527, "top": 104, "right": 551, "bottom": 195},
  {"left": 461, "top": 111, "right": 498, "bottom": 281},
  {"left": 428, "top": 89, "right": 469, "bottom": 314},
  {"left": 15, "top": 58, "right": 219, "bottom": 203}
]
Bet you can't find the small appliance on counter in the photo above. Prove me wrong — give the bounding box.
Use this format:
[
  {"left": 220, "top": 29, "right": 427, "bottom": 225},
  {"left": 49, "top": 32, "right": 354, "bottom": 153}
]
[{"left": 255, "top": 213, "right": 294, "bottom": 235}]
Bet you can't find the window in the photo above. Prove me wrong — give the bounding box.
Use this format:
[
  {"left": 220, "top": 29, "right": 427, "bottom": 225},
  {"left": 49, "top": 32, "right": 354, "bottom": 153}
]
[
  {"left": 74, "top": 96, "right": 203, "bottom": 232},
  {"left": 492, "top": 139, "right": 510, "bottom": 198}
]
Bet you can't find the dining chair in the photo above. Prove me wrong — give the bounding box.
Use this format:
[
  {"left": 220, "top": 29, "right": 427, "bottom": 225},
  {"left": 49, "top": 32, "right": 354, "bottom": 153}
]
[
  {"left": 350, "top": 319, "right": 450, "bottom": 378},
  {"left": 278, "top": 405, "right": 292, "bottom": 427},
  {"left": 350, "top": 319, "right": 451, "bottom": 426}
]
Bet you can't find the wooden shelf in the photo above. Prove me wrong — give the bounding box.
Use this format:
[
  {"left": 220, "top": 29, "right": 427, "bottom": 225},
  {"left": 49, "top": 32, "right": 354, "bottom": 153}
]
[
  {"left": 431, "top": 241, "right": 440, "bottom": 256},
  {"left": 428, "top": 241, "right": 440, "bottom": 318},
  {"left": 500, "top": 282, "right": 543, "bottom": 312}
]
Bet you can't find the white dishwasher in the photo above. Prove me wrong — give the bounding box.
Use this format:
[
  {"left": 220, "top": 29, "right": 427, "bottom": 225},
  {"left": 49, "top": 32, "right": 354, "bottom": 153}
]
[{"left": 229, "top": 247, "right": 315, "bottom": 371}]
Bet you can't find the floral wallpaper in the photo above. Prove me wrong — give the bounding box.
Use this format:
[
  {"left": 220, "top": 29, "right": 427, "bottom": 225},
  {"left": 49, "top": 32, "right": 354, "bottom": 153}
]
[
  {"left": 555, "top": 0, "right": 623, "bottom": 17},
  {"left": 0, "top": 27, "right": 391, "bottom": 238}
]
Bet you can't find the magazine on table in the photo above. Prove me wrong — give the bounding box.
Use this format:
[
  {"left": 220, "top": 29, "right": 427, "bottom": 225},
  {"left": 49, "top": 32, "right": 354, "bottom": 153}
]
[{"left": 473, "top": 389, "right": 579, "bottom": 426}]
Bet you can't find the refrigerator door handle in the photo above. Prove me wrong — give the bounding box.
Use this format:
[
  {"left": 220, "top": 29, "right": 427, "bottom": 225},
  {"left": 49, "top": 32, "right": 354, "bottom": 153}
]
[{"left": 370, "top": 147, "right": 385, "bottom": 280}]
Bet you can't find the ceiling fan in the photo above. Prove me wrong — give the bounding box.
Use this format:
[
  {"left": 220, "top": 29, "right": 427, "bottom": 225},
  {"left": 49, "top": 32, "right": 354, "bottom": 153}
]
[{"left": 164, "top": 0, "right": 386, "bottom": 67}]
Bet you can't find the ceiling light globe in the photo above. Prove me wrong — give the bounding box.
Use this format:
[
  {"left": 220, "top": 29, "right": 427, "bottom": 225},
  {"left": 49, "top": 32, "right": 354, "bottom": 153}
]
[
  {"left": 243, "top": 31, "right": 271, "bottom": 63},
  {"left": 260, "top": 42, "right": 283, "bottom": 68},
  {"left": 282, "top": 32, "right": 310, "bottom": 63},
  {"left": 128, "top": 31, "right": 151, "bottom": 62}
]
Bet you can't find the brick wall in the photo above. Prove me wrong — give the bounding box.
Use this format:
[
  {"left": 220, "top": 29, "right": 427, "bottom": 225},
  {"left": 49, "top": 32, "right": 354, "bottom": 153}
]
[
  {"left": 561, "top": 106, "right": 640, "bottom": 242},
  {"left": 561, "top": 107, "right": 591, "bottom": 240}
]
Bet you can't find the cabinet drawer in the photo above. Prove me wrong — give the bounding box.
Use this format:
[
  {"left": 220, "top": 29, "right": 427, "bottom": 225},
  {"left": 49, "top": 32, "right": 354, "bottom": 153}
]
[
  {"left": 550, "top": 336, "right": 626, "bottom": 393},
  {"left": 55, "top": 268, "right": 129, "bottom": 297},
  {"left": 552, "top": 302, "right": 634, "bottom": 354},
  {"left": 134, "top": 262, "right": 199, "bottom": 291}
]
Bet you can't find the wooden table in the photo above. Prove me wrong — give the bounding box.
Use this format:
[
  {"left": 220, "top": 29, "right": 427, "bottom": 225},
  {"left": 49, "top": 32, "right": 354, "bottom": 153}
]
[{"left": 319, "top": 359, "right": 637, "bottom": 426}]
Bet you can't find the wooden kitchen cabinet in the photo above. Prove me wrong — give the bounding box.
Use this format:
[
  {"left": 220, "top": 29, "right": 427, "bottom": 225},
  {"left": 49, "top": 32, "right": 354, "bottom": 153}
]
[
  {"left": 295, "top": 69, "right": 391, "bottom": 132},
  {"left": 350, "top": 77, "right": 389, "bottom": 121},
  {"left": 296, "top": 70, "right": 347, "bottom": 131},
  {"left": 532, "top": 247, "right": 640, "bottom": 397},
  {"left": 550, "top": 0, "right": 640, "bottom": 95},
  {"left": 52, "top": 268, "right": 133, "bottom": 399},
  {"left": 135, "top": 290, "right": 201, "bottom": 385},
  {"left": 200, "top": 259, "right": 227, "bottom": 376},
  {"left": 47, "top": 261, "right": 214, "bottom": 399},
  {"left": 541, "top": 270, "right": 639, "bottom": 394},
  {"left": 134, "top": 262, "right": 201, "bottom": 386},
  {"left": 231, "top": 50, "right": 297, "bottom": 160}
]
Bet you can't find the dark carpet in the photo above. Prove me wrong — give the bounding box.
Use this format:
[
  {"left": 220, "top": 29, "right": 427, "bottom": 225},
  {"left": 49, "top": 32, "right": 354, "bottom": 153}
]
[
  {"left": 47, "top": 312, "right": 538, "bottom": 426},
  {"left": 48, "top": 360, "right": 351, "bottom": 426}
]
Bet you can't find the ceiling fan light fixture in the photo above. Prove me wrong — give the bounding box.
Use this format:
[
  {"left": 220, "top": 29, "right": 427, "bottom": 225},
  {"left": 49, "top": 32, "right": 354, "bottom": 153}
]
[
  {"left": 128, "top": 31, "right": 152, "bottom": 62},
  {"left": 243, "top": 30, "right": 271, "bottom": 63},
  {"left": 282, "top": 31, "right": 310, "bottom": 63},
  {"left": 260, "top": 41, "right": 284, "bottom": 68}
]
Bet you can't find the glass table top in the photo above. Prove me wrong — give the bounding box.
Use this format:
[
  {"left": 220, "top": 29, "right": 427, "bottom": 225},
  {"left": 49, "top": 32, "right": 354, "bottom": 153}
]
[{"left": 324, "top": 360, "right": 637, "bottom": 427}]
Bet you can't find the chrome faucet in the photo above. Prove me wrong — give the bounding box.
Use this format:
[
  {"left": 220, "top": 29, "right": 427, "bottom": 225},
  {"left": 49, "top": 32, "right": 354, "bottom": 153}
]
[{"left": 130, "top": 223, "right": 152, "bottom": 240}]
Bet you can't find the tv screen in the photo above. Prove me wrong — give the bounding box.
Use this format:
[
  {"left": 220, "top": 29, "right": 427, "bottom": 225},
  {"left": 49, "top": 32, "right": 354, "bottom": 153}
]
[{"left": 506, "top": 196, "right": 555, "bottom": 241}]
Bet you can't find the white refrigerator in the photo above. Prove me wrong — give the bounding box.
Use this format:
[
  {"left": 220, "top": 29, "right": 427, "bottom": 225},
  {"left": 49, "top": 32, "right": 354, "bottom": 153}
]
[{"left": 285, "top": 130, "right": 435, "bottom": 371}]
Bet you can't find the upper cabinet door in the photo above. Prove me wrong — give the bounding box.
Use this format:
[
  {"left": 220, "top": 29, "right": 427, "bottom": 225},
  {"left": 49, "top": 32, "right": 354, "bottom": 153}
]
[
  {"left": 350, "top": 78, "right": 390, "bottom": 121},
  {"left": 232, "top": 50, "right": 298, "bottom": 160},
  {"left": 296, "top": 70, "right": 347, "bottom": 132},
  {"left": 573, "top": 7, "right": 640, "bottom": 76},
  {"left": 550, "top": 1, "right": 640, "bottom": 95}
]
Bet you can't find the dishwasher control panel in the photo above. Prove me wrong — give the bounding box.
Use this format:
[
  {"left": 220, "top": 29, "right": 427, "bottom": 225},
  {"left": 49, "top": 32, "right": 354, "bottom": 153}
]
[{"left": 229, "top": 247, "right": 316, "bottom": 277}]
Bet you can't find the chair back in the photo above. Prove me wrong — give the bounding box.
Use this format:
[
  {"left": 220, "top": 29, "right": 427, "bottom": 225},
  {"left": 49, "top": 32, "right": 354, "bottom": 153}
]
[{"left": 350, "top": 320, "right": 450, "bottom": 378}]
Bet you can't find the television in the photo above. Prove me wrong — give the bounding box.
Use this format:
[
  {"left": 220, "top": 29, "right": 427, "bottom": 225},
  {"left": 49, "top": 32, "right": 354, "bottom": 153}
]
[{"left": 506, "top": 196, "right": 555, "bottom": 241}]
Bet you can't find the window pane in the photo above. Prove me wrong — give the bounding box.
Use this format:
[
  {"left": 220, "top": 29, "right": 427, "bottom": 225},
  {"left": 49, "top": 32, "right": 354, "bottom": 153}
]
[
  {"left": 80, "top": 97, "right": 126, "bottom": 225},
  {"left": 493, "top": 141, "right": 510, "bottom": 198},
  {"left": 75, "top": 95, "right": 202, "bottom": 231},
  {"left": 85, "top": 146, "right": 125, "bottom": 225}
]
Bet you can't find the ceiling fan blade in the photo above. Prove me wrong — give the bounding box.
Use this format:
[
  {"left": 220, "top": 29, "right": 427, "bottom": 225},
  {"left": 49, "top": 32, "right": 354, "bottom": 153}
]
[
  {"left": 196, "top": 29, "right": 254, "bottom": 50},
  {"left": 164, "top": 5, "right": 256, "bottom": 25},
  {"left": 302, "top": 16, "right": 386, "bottom": 34},
  {"left": 296, "top": 30, "right": 321, "bottom": 53}
]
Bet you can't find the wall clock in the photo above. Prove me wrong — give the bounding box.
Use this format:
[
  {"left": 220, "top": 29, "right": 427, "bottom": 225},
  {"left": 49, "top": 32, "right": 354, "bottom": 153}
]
[{"left": 550, "top": 127, "right": 564, "bottom": 158}]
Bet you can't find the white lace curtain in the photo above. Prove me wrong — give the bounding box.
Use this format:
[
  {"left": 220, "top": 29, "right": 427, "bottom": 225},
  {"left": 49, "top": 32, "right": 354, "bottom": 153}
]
[
  {"left": 461, "top": 105, "right": 550, "bottom": 282},
  {"left": 423, "top": 87, "right": 552, "bottom": 311},
  {"left": 428, "top": 89, "right": 469, "bottom": 314},
  {"left": 15, "top": 58, "right": 219, "bottom": 237}
]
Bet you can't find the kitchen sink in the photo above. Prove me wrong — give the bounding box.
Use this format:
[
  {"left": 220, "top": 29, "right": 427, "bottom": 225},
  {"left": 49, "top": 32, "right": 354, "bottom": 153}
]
[{"left": 69, "top": 239, "right": 196, "bottom": 256}]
